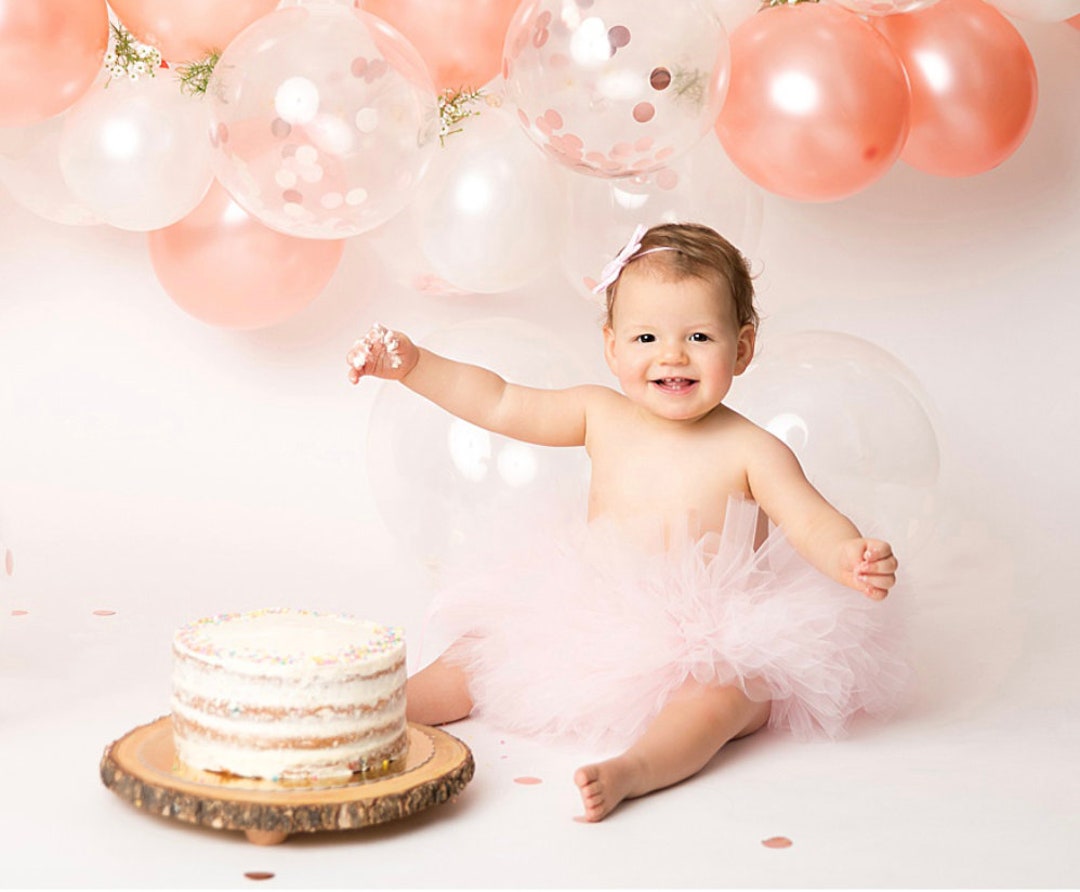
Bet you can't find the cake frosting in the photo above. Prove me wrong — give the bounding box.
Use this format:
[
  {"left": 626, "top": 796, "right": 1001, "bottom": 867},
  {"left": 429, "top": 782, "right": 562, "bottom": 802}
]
[{"left": 171, "top": 608, "right": 408, "bottom": 783}]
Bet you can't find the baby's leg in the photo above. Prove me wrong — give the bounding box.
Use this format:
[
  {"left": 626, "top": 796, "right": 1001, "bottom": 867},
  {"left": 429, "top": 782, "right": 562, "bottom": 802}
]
[
  {"left": 574, "top": 681, "right": 770, "bottom": 822},
  {"left": 405, "top": 653, "right": 474, "bottom": 726}
]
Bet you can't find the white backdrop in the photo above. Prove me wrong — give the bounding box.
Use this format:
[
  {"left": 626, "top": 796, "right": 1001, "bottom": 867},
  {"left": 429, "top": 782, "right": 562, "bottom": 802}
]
[{"left": 1, "top": 14, "right": 1079, "bottom": 891}]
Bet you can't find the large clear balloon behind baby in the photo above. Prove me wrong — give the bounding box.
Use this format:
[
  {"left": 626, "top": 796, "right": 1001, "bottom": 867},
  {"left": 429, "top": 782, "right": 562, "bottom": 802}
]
[
  {"left": 207, "top": 2, "right": 438, "bottom": 239},
  {"left": 727, "top": 332, "right": 941, "bottom": 555},
  {"left": 504, "top": 0, "right": 730, "bottom": 178},
  {"left": 366, "top": 319, "right": 591, "bottom": 569}
]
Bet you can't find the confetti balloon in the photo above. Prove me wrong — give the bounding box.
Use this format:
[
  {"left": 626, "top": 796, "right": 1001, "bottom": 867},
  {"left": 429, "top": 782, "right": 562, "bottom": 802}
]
[
  {"left": 207, "top": 3, "right": 439, "bottom": 239},
  {"left": 503, "top": 0, "right": 730, "bottom": 178},
  {"left": 830, "top": 0, "right": 941, "bottom": 14},
  {"left": 366, "top": 318, "right": 591, "bottom": 566},
  {"left": 727, "top": 331, "right": 940, "bottom": 553}
]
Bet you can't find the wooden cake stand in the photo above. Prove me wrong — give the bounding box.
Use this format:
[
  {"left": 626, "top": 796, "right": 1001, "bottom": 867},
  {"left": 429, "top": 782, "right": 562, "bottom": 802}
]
[{"left": 100, "top": 716, "right": 474, "bottom": 845}]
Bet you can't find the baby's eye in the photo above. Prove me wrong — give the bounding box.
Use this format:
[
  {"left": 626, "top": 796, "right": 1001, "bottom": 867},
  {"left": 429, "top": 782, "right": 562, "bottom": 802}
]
[
  {"left": 635, "top": 333, "right": 656, "bottom": 343},
  {"left": 689, "top": 332, "right": 710, "bottom": 342}
]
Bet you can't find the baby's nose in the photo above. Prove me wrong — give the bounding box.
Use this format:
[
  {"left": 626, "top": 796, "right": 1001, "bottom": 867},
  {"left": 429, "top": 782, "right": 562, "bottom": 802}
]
[{"left": 660, "top": 341, "right": 688, "bottom": 363}]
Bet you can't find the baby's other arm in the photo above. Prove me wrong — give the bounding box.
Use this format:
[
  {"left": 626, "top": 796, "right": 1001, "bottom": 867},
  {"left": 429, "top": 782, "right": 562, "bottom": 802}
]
[
  {"left": 348, "top": 324, "right": 595, "bottom": 447},
  {"left": 744, "top": 429, "right": 897, "bottom": 600}
]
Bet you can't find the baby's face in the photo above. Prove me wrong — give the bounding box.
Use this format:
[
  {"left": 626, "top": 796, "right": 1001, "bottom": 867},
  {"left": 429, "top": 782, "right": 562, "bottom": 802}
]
[{"left": 603, "top": 270, "right": 754, "bottom": 423}]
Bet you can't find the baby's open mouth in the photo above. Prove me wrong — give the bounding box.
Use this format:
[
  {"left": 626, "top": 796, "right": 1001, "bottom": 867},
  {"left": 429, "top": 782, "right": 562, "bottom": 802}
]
[{"left": 652, "top": 377, "right": 697, "bottom": 393}]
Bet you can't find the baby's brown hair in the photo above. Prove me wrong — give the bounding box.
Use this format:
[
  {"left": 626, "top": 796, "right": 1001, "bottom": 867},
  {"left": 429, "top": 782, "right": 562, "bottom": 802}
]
[{"left": 602, "top": 222, "right": 758, "bottom": 331}]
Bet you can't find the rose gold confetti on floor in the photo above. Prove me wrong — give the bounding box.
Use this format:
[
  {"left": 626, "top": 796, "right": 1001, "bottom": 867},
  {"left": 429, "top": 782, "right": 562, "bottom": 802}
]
[
  {"left": 11, "top": 609, "right": 28, "bottom": 617},
  {"left": 514, "top": 776, "right": 542, "bottom": 785},
  {"left": 762, "top": 836, "right": 793, "bottom": 849},
  {"left": 4, "top": 549, "right": 12, "bottom": 575},
  {"left": 244, "top": 871, "right": 275, "bottom": 881},
  {"left": 92, "top": 609, "right": 117, "bottom": 616}
]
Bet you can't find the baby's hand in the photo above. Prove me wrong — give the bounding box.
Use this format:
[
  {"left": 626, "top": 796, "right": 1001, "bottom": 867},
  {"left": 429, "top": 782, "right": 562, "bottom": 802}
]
[
  {"left": 839, "top": 538, "right": 897, "bottom": 600},
  {"left": 346, "top": 323, "right": 416, "bottom": 383}
]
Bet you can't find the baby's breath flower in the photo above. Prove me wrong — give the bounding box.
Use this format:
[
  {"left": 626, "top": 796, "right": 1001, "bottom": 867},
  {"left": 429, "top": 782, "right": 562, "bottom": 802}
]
[
  {"left": 437, "top": 87, "right": 486, "bottom": 146},
  {"left": 105, "top": 22, "right": 161, "bottom": 87}
]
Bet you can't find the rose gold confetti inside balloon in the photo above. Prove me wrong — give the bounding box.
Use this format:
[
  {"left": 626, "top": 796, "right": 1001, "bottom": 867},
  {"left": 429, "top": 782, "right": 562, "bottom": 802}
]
[
  {"left": 503, "top": 0, "right": 730, "bottom": 178},
  {"left": 207, "top": 2, "right": 439, "bottom": 238}
]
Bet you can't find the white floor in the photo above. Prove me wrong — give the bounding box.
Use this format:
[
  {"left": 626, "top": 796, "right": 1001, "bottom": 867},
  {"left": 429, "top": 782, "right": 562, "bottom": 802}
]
[{"left": 3, "top": 18, "right": 1080, "bottom": 892}]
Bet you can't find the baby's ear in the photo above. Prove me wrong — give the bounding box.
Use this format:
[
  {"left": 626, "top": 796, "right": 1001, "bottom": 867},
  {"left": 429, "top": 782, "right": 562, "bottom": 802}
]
[
  {"left": 734, "top": 324, "right": 756, "bottom": 374},
  {"left": 602, "top": 325, "right": 619, "bottom": 374}
]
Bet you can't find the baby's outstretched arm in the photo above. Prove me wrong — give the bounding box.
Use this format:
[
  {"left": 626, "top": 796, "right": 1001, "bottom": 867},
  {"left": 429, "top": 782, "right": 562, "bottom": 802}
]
[
  {"left": 347, "top": 323, "right": 593, "bottom": 447},
  {"left": 747, "top": 431, "right": 897, "bottom": 600}
]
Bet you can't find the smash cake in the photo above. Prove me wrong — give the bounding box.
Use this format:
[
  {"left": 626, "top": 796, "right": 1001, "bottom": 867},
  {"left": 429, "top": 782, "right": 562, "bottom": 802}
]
[{"left": 171, "top": 608, "right": 408, "bottom": 784}]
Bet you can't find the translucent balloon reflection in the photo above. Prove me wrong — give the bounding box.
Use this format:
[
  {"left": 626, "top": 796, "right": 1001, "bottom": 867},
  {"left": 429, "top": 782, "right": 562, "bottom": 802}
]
[
  {"left": 832, "top": 0, "right": 941, "bottom": 14},
  {"left": 366, "top": 319, "right": 590, "bottom": 565},
  {"left": 727, "top": 331, "right": 941, "bottom": 553},
  {"left": 504, "top": 0, "right": 729, "bottom": 178},
  {"left": 207, "top": 3, "right": 438, "bottom": 238}
]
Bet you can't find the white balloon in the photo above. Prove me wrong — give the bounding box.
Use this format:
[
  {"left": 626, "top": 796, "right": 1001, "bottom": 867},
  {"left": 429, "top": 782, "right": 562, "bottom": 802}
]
[
  {"left": 727, "top": 331, "right": 941, "bottom": 553},
  {"left": 366, "top": 318, "right": 591, "bottom": 566},
  {"left": 560, "top": 135, "right": 763, "bottom": 301},
  {"left": 986, "top": 0, "right": 1080, "bottom": 20},
  {"left": 58, "top": 75, "right": 214, "bottom": 231},
  {"left": 0, "top": 116, "right": 101, "bottom": 226},
  {"left": 414, "top": 105, "right": 567, "bottom": 294}
]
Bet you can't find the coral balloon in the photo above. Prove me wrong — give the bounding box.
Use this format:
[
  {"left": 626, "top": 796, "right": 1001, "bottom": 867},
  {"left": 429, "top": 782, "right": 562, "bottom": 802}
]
[
  {"left": 58, "top": 74, "right": 214, "bottom": 231},
  {"left": 208, "top": 3, "right": 438, "bottom": 239},
  {"left": 0, "top": 114, "right": 101, "bottom": 225},
  {"left": 107, "top": 0, "right": 278, "bottom": 63},
  {"left": 716, "top": 3, "right": 909, "bottom": 202},
  {"left": 361, "top": 0, "right": 519, "bottom": 91},
  {"left": 831, "top": 0, "right": 940, "bottom": 13},
  {"left": 504, "top": 0, "right": 730, "bottom": 178},
  {"left": 148, "top": 180, "right": 345, "bottom": 329},
  {"left": 413, "top": 107, "right": 567, "bottom": 293},
  {"left": 1070, "top": 12, "right": 1080, "bottom": 26},
  {"left": 986, "top": 0, "right": 1080, "bottom": 21},
  {"left": 0, "top": 0, "right": 108, "bottom": 128},
  {"left": 874, "top": 0, "right": 1037, "bottom": 178},
  {"left": 727, "top": 331, "right": 940, "bottom": 553}
]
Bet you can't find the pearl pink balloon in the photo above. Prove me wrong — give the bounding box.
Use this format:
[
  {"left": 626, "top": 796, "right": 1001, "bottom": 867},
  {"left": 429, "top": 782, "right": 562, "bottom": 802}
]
[
  {"left": 106, "top": 0, "right": 279, "bottom": 62},
  {"left": 148, "top": 180, "right": 345, "bottom": 329},
  {"left": 873, "top": 0, "right": 1037, "bottom": 178},
  {"left": 0, "top": 0, "right": 108, "bottom": 127},
  {"left": 715, "top": 4, "right": 910, "bottom": 202},
  {"left": 361, "top": 0, "right": 518, "bottom": 91}
]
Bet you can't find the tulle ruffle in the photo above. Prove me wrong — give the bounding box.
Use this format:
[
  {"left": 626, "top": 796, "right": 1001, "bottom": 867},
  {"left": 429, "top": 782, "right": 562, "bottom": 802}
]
[{"left": 423, "top": 496, "right": 914, "bottom": 751}]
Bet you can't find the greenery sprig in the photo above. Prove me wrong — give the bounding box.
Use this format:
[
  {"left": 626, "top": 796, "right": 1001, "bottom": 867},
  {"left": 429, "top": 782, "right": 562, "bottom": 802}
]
[
  {"left": 437, "top": 87, "right": 487, "bottom": 146},
  {"left": 104, "top": 22, "right": 162, "bottom": 86},
  {"left": 176, "top": 53, "right": 221, "bottom": 96}
]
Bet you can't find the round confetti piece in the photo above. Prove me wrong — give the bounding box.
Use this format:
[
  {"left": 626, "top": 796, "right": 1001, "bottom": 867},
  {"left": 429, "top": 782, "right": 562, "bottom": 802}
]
[
  {"left": 650, "top": 67, "right": 672, "bottom": 91},
  {"left": 608, "top": 25, "right": 631, "bottom": 50},
  {"left": 11, "top": 609, "right": 28, "bottom": 617},
  {"left": 762, "top": 836, "right": 793, "bottom": 849},
  {"left": 92, "top": 609, "right": 117, "bottom": 617},
  {"left": 244, "top": 871, "right": 275, "bottom": 881},
  {"left": 4, "top": 548, "right": 13, "bottom": 575},
  {"left": 514, "top": 776, "right": 542, "bottom": 785}
]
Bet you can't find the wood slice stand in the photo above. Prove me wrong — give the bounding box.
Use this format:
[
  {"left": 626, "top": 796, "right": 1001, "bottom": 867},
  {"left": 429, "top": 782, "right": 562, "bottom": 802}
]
[{"left": 100, "top": 716, "right": 474, "bottom": 845}]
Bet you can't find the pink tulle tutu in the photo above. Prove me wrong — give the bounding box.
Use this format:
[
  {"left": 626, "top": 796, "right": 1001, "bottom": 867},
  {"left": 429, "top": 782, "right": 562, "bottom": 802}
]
[{"left": 424, "top": 496, "right": 914, "bottom": 751}]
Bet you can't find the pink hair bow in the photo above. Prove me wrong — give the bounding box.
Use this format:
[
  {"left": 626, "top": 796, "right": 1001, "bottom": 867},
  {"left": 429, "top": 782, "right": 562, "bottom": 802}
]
[{"left": 591, "top": 224, "right": 647, "bottom": 294}]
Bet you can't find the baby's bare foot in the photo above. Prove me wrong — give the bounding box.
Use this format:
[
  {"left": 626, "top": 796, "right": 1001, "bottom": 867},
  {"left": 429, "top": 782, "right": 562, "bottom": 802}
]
[{"left": 573, "top": 757, "right": 642, "bottom": 823}]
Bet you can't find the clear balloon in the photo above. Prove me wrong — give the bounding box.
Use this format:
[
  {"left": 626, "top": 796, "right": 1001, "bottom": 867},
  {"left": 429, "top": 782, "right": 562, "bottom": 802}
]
[
  {"left": 987, "top": 0, "right": 1080, "bottom": 21},
  {"left": 360, "top": 0, "right": 519, "bottom": 91},
  {"left": 362, "top": 207, "right": 471, "bottom": 297},
  {"left": 716, "top": 3, "right": 910, "bottom": 202},
  {"left": 413, "top": 104, "right": 567, "bottom": 293},
  {"left": 107, "top": 0, "right": 279, "bottom": 63},
  {"left": 0, "top": 0, "right": 109, "bottom": 128},
  {"left": 503, "top": 0, "right": 730, "bottom": 178},
  {"left": 829, "top": 0, "right": 941, "bottom": 14},
  {"left": 207, "top": 4, "right": 439, "bottom": 239},
  {"left": 147, "top": 179, "right": 345, "bottom": 329},
  {"left": 0, "top": 116, "right": 101, "bottom": 226},
  {"left": 560, "top": 135, "right": 763, "bottom": 300},
  {"left": 727, "top": 331, "right": 940, "bottom": 553},
  {"left": 366, "top": 318, "right": 591, "bottom": 566},
  {"left": 58, "top": 74, "right": 214, "bottom": 231},
  {"left": 873, "top": 0, "right": 1037, "bottom": 178}
]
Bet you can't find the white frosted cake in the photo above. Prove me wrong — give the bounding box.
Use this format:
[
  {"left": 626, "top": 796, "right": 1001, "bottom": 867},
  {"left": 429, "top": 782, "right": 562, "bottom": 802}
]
[{"left": 171, "top": 608, "right": 408, "bottom": 783}]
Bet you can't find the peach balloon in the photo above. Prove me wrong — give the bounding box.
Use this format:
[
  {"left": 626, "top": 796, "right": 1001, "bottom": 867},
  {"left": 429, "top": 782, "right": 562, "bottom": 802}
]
[
  {"left": 874, "top": 0, "right": 1037, "bottom": 178},
  {"left": 1070, "top": 12, "right": 1080, "bottom": 26},
  {"left": 107, "top": 0, "right": 279, "bottom": 62},
  {"left": 361, "top": 0, "right": 518, "bottom": 91},
  {"left": 0, "top": 0, "right": 108, "bottom": 127},
  {"left": 148, "top": 180, "right": 345, "bottom": 330},
  {"left": 715, "top": 4, "right": 909, "bottom": 202}
]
